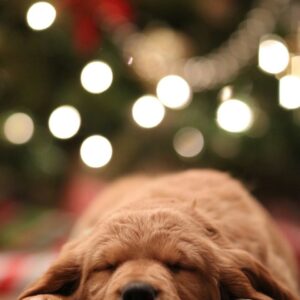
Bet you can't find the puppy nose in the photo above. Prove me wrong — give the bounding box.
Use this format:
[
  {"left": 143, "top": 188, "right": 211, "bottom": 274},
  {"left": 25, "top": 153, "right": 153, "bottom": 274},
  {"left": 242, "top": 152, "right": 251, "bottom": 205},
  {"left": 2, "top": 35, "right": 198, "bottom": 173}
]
[{"left": 122, "top": 282, "right": 157, "bottom": 300}]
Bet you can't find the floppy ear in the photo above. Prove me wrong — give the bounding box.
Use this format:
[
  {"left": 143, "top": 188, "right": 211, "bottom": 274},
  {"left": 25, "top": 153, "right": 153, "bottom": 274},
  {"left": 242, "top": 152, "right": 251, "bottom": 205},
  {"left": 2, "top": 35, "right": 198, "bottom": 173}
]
[
  {"left": 18, "top": 251, "right": 81, "bottom": 300},
  {"left": 219, "top": 249, "right": 299, "bottom": 300}
]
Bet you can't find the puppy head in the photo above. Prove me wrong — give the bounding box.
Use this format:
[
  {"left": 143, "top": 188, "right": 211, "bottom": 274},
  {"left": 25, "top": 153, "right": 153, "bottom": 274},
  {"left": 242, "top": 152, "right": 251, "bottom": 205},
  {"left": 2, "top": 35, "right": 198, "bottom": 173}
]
[{"left": 19, "top": 208, "right": 298, "bottom": 300}]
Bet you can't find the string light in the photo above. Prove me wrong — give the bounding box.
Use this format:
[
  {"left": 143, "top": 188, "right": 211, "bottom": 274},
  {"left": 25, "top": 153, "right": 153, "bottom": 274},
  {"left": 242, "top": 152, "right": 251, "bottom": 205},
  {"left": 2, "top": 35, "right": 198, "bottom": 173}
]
[
  {"left": 121, "top": 0, "right": 287, "bottom": 92},
  {"left": 80, "top": 135, "right": 113, "bottom": 168},
  {"left": 26, "top": 2, "right": 56, "bottom": 31},
  {"left": 127, "top": 56, "right": 133, "bottom": 65},
  {"left": 123, "top": 27, "right": 190, "bottom": 85},
  {"left": 3, "top": 113, "right": 34, "bottom": 144},
  {"left": 219, "top": 85, "right": 233, "bottom": 102},
  {"left": 216, "top": 99, "right": 253, "bottom": 133},
  {"left": 258, "top": 36, "right": 289, "bottom": 74},
  {"left": 156, "top": 75, "right": 191, "bottom": 109},
  {"left": 173, "top": 127, "right": 204, "bottom": 158},
  {"left": 48, "top": 105, "right": 81, "bottom": 139},
  {"left": 132, "top": 95, "right": 165, "bottom": 128},
  {"left": 80, "top": 61, "right": 113, "bottom": 94},
  {"left": 279, "top": 75, "right": 300, "bottom": 110}
]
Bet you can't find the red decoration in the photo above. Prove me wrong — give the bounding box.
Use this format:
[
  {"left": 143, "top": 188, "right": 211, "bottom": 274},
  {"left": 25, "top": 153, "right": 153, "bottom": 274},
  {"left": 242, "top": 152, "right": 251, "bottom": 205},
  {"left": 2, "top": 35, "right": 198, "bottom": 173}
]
[
  {"left": 63, "top": 0, "right": 134, "bottom": 54},
  {"left": 0, "top": 254, "right": 27, "bottom": 294},
  {"left": 98, "top": 0, "right": 134, "bottom": 27}
]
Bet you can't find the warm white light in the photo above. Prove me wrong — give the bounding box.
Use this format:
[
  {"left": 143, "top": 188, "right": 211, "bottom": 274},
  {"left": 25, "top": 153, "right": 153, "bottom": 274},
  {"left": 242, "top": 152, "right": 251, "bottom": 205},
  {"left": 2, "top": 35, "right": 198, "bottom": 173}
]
[
  {"left": 26, "top": 2, "right": 56, "bottom": 31},
  {"left": 132, "top": 95, "right": 165, "bottom": 128},
  {"left": 156, "top": 75, "right": 191, "bottom": 109},
  {"left": 173, "top": 127, "right": 204, "bottom": 158},
  {"left": 258, "top": 37, "right": 289, "bottom": 74},
  {"left": 80, "top": 61, "right": 113, "bottom": 94},
  {"left": 80, "top": 135, "right": 113, "bottom": 168},
  {"left": 128, "top": 56, "right": 133, "bottom": 65},
  {"left": 216, "top": 99, "right": 253, "bottom": 133},
  {"left": 48, "top": 105, "right": 81, "bottom": 139},
  {"left": 4, "top": 113, "right": 34, "bottom": 144},
  {"left": 219, "top": 85, "right": 233, "bottom": 102},
  {"left": 279, "top": 75, "right": 300, "bottom": 110}
]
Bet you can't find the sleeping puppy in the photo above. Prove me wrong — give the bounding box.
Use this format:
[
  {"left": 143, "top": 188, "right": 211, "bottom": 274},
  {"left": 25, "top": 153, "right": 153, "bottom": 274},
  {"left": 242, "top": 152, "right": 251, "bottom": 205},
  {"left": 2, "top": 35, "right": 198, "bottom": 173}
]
[{"left": 20, "top": 170, "right": 300, "bottom": 300}]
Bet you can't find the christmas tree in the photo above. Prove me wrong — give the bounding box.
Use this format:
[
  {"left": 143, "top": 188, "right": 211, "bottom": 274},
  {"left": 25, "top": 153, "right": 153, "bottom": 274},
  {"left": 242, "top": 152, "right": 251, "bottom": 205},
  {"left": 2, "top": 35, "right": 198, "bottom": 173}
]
[{"left": 0, "top": 0, "right": 300, "bottom": 248}]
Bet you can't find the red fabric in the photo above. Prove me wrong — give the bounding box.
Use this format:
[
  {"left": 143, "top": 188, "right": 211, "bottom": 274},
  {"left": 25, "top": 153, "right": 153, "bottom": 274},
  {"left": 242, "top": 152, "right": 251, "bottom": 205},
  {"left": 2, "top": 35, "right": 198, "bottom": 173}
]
[
  {"left": 0, "top": 251, "right": 58, "bottom": 297},
  {"left": 0, "top": 254, "right": 26, "bottom": 294}
]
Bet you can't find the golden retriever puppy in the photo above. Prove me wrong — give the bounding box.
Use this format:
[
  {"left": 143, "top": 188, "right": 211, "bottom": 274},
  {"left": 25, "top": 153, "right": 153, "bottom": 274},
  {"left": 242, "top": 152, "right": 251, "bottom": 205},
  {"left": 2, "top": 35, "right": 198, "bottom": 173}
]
[{"left": 19, "top": 170, "right": 299, "bottom": 300}]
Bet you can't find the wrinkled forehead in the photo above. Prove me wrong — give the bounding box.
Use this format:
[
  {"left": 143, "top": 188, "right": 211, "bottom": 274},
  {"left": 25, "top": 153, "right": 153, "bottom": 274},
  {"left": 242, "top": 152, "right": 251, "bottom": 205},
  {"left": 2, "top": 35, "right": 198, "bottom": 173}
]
[
  {"left": 84, "top": 209, "right": 202, "bottom": 263},
  {"left": 97, "top": 209, "right": 195, "bottom": 241}
]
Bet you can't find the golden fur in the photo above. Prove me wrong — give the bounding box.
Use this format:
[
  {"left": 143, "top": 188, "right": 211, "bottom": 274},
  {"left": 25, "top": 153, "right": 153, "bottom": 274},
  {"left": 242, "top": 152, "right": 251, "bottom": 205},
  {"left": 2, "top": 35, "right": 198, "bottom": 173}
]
[{"left": 20, "top": 170, "right": 300, "bottom": 300}]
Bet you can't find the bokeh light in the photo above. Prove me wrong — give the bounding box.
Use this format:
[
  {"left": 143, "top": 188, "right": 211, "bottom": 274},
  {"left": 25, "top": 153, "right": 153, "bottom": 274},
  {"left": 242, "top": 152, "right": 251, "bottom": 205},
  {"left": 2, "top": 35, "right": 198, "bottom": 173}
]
[
  {"left": 219, "top": 85, "right": 233, "bottom": 102},
  {"left": 173, "top": 127, "right": 204, "bottom": 158},
  {"left": 3, "top": 112, "right": 34, "bottom": 144},
  {"left": 258, "top": 37, "right": 289, "bottom": 74},
  {"left": 26, "top": 2, "right": 56, "bottom": 31},
  {"left": 216, "top": 99, "right": 253, "bottom": 133},
  {"left": 48, "top": 105, "right": 81, "bottom": 139},
  {"left": 80, "top": 135, "right": 113, "bottom": 168},
  {"left": 132, "top": 95, "right": 165, "bottom": 128},
  {"left": 279, "top": 75, "right": 300, "bottom": 110},
  {"left": 80, "top": 61, "right": 113, "bottom": 94},
  {"left": 156, "top": 75, "right": 192, "bottom": 109}
]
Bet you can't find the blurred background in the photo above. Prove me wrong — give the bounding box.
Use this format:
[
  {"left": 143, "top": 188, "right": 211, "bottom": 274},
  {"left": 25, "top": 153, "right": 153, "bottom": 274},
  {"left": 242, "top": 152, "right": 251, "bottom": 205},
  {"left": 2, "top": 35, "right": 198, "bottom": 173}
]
[{"left": 0, "top": 0, "right": 300, "bottom": 298}]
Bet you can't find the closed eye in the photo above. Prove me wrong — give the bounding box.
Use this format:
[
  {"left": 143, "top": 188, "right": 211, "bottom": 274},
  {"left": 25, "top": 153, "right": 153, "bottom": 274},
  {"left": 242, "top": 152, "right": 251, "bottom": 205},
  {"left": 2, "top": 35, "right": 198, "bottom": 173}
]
[
  {"left": 92, "top": 263, "right": 117, "bottom": 273},
  {"left": 165, "top": 262, "right": 196, "bottom": 274}
]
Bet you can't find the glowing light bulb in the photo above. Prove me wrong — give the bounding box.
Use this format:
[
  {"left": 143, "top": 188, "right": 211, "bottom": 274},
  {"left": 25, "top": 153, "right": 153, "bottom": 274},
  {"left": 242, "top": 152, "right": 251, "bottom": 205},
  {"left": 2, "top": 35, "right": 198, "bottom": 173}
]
[
  {"left": 4, "top": 112, "right": 34, "bottom": 144},
  {"left": 173, "top": 127, "right": 204, "bottom": 158},
  {"left": 156, "top": 75, "right": 191, "bottom": 109},
  {"left": 279, "top": 75, "right": 300, "bottom": 110},
  {"left": 216, "top": 99, "right": 253, "bottom": 133},
  {"left": 80, "top": 61, "right": 113, "bottom": 94},
  {"left": 48, "top": 105, "right": 81, "bottom": 139},
  {"left": 80, "top": 135, "right": 113, "bottom": 168},
  {"left": 26, "top": 2, "right": 56, "bottom": 31},
  {"left": 132, "top": 95, "right": 165, "bottom": 128},
  {"left": 258, "top": 37, "right": 289, "bottom": 74},
  {"left": 219, "top": 85, "right": 233, "bottom": 102}
]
